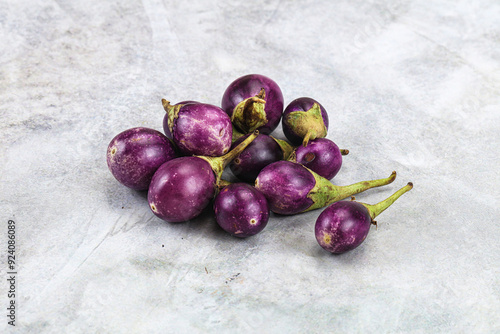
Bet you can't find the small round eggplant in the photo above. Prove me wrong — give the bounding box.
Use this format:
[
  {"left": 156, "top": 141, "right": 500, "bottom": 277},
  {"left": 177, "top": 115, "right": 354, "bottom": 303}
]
[
  {"left": 148, "top": 131, "right": 259, "bottom": 223},
  {"left": 282, "top": 97, "right": 329, "bottom": 146},
  {"left": 221, "top": 74, "right": 284, "bottom": 134},
  {"left": 162, "top": 100, "right": 199, "bottom": 139},
  {"left": 162, "top": 100, "right": 232, "bottom": 157},
  {"left": 316, "top": 182, "right": 413, "bottom": 254},
  {"left": 229, "top": 134, "right": 284, "bottom": 183},
  {"left": 255, "top": 160, "right": 396, "bottom": 215},
  {"left": 214, "top": 183, "right": 269, "bottom": 237},
  {"left": 288, "top": 138, "right": 349, "bottom": 180},
  {"left": 106, "top": 127, "right": 177, "bottom": 190}
]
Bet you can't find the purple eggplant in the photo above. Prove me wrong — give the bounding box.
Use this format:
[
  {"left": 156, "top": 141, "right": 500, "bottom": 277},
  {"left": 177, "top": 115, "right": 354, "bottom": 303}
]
[
  {"left": 162, "top": 100, "right": 232, "bottom": 157},
  {"left": 282, "top": 97, "right": 329, "bottom": 146},
  {"left": 229, "top": 134, "right": 285, "bottom": 183},
  {"left": 214, "top": 183, "right": 269, "bottom": 237},
  {"left": 106, "top": 127, "right": 177, "bottom": 190},
  {"left": 230, "top": 135, "right": 349, "bottom": 183},
  {"left": 148, "top": 131, "right": 259, "bottom": 223},
  {"left": 221, "top": 74, "right": 284, "bottom": 134},
  {"left": 288, "top": 138, "right": 349, "bottom": 180},
  {"left": 162, "top": 100, "right": 199, "bottom": 139},
  {"left": 316, "top": 182, "right": 413, "bottom": 254},
  {"left": 255, "top": 160, "right": 396, "bottom": 215}
]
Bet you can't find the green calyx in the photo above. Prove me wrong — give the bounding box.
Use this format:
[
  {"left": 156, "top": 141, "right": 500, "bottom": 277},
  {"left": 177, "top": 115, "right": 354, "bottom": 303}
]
[
  {"left": 162, "top": 99, "right": 184, "bottom": 134},
  {"left": 270, "top": 136, "right": 295, "bottom": 160},
  {"left": 231, "top": 125, "right": 245, "bottom": 143},
  {"left": 217, "top": 179, "right": 232, "bottom": 189},
  {"left": 285, "top": 103, "right": 327, "bottom": 146},
  {"left": 197, "top": 130, "right": 260, "bottom": 183},
  {"left": 359, "top": 182, "right": 413, "bottom": 222},
  {"left": 303, "top": 170, "right": 397, "bottom": 213},
  {"left": 214, "top": 179, "right": 232, "bottom": 196},
  {"left": 232, "top": 88, "right": 267, "bottom": 133}
]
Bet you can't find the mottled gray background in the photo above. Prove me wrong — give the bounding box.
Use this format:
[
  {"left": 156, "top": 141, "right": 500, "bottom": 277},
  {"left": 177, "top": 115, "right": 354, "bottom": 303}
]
[{"left": 1, "top": 0, "right": 499, "bottom": 333}]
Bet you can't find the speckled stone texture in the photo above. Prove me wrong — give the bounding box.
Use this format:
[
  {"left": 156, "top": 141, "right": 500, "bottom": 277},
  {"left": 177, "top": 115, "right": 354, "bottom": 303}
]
[{"left": 1, "top": 0, "right": 499, "bottom": 333}]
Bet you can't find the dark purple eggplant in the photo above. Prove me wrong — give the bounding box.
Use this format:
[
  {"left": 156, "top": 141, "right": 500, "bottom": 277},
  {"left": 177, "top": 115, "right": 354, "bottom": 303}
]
[
  {"left": 214, "top": 183, "right": 269, "bottom": 237},
  {"left": 229, "top": 134, "right": 284, "bottom": 183}
]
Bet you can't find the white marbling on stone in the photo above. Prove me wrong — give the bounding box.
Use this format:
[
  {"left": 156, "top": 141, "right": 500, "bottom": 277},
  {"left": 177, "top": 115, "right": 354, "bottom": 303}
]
[{"left": 0, "top": 0, "right": 499, "bottom": 332}]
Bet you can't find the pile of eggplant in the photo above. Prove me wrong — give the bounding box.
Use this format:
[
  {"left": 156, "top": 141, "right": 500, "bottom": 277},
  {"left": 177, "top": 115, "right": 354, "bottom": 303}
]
[{"left": 106, "top": 74, "right": 412, "bottom": 254}]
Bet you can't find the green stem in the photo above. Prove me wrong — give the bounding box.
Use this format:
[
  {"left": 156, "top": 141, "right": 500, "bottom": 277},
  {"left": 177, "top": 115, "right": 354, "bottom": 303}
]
[
  {"left": 340, "top": 149, "right": 349, "bottom": 155},
  {"left": 305, "top": 170, "right": 397, "bottom": 212},
  {"left": 161, "top": 99, "right": 183, "bottom": 134},
  {"left": 361, "top": 182, "right": 413, "bottom": 220},
  {"left": 198, "top": 130, "right": 260, "bottom": 181},
  {"left": 271, "top": 136, "right": 295, "bottom": 160},
  {"left": 302, "top": 130, "right": 315, "bottom": 146},
  {"left": 217, "top": 179, "right": 232, "bottom": 189},
  {"left": 231, "top": 125, "right": 245, "bottom": 143}
]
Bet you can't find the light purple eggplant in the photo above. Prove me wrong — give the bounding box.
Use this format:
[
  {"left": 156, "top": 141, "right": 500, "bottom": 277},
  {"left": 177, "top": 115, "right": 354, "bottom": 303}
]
[
  {"left": 282, "top": 97, "right": 329, "bottom": 146},
  {"left": 148, "top": 131, "right": 259, "bottom": 223},
  {"left": 162, "top": 100, "right": 199, "bottom": 139},
  {"left": 316, "top": 182, "right": 413, "bottom": 254},
  {"left": 288, "top": 138, "right": 349, "bottom": 180},
  {"left": 221, "top": 74, "right": 284, "bottom": 134},
  {"left": 106, "top": 127, "right": 177, "bottom": 190},
  {"left": 214, "top": 183, "right": 269, "bottom": 237},
  {"left": 162, "top": 100, "right": 232, "bottom": 157},
  {"left": 255, "top": 160, "right": 396, "bottom": 215}
]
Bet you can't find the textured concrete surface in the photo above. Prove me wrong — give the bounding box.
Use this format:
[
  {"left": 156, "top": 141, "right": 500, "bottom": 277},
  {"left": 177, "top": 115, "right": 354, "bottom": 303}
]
[{"left": 1, "top": 0, "right": 499, "bottom": 333}]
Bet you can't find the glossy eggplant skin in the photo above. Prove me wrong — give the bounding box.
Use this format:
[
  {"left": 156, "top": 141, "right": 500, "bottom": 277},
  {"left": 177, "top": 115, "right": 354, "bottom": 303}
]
[
  {"left": 147, "top": 131, "right": 261, "bottom": 223},
  {"left": 256, "top": 161, "right": 397, "bottom": 215},
  {"left": 229, "top": 134, "right": 283, "bottom": 183},
  {"left": 315, "top": 201, "right": 371, "bottom": 254},
  {"left": 162, "top": 100, "right": 199, "bottom": 139},
  {"left": 292, "top": 138, "right": 343, "bottom": 180},
  {"left": 107, "top": 127, "right": 177, "bottom": 190},
  {"left": 255, "top": 161, "right": 316, "bottom": 215},
  {"left": 148, "top": 157, "right": 216, "bottom": 223},
  {"left": 214, "top": 183, "right": 269, "bottom": 237},
  {"left": 315, "top": 182, "right": 413, "bottom": 254}
]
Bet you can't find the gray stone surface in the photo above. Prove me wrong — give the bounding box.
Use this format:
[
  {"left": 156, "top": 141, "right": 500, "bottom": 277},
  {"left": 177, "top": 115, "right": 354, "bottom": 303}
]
[{"left": 1, "top": 0, "right": 499, "bottom": 332}]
